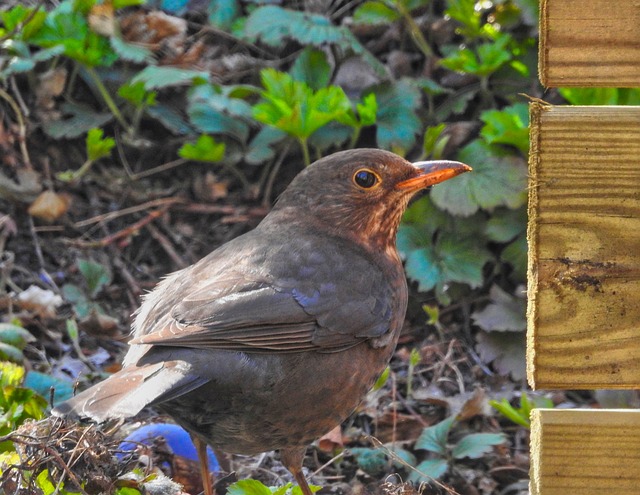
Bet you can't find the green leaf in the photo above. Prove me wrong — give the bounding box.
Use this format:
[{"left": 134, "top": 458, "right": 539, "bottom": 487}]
[
  {"left": 188, "top": 84, "right": 253, "bottom": 141},
  {"left": 78, "top": 258, "right": 112, "bottom": 298},
  {"left": 208, "top": 0, "right": 239, "bottom": 30},
  {"left": 113, "top": 0, "right": 146, "bottom": 7},
  {"left": 485, "top": 206, "right": 526, "bottom": 243},
  {"left": 132, "top": 66, "right": 209, "bottom": 90},
  {"left": 146, "top": 104, "right": 194, "bottom": 135},
  {"left": 253, "top": 69, "right": 351, "bottom": 140},
  {"left": 0, "top": 323, "right": 36, "bottom": 350},
  {"left": 430, "top": 140, "right": 527, "bottom": 216},
  {"left": 372, "top": 365, "right": 390, "bottom": 390},
  {"left": 399, "top": 228, "right": 492, "bottom": 294},
  {"left": 24, "top": 371, "right": 74, "bottom": 405},
  {"left": 480, "top": 103, "right": 529, "bottom": 153},
  {"left": 353, "top": 1, "right": 401, "bottom": 25},
  {"left": 41, "top": 102, "right": 113, "bottom": 139},
  {"left": 422, "top": 123, "right": 447, "bottom": 159},
  {"left": 350, "top": 447, "right": 389, "bottom": 475},
  {"left": 227, "top": 479, "right": 274, "bottom": 495},
  {"left": 356, "top": 93, "right": 377, "bottom": 127},
  {"left": 1, "top": 5, "right": 47, "bottom": 40},
  {"left": 110, "top": 35, "right": 155, "bottom": 63},
  {"left": 118, "top": 81, "right": 157, "bottom": 108},
  {"left": 245, "top": 127, "right": 287, "bottom": 165},
  {"left": 373, "top": 79, "right": 422, "bottom": 153},
  {"left": 452, "top": 433, "right": 506, "bottom": 459},
  {"left": 290, "top": 47, "right": 331, "bottom": 91},
  {"left": 501, "top": 234, "right": 527, "bottom": 281},
  {"left": 178, "top": 135, "right": 226, "bottom": 163},
  {"left": 408, "top": 458, "right": 449, "bottom": 482},
  {"left": 243, "top": 6, "right": 386, "bottom": 76},
  {"left": 86, "top": 128, "right": 115, "bottom": 162},
  {"left": 36, "top": 469, "right": 56, "bottom": 495},
  {"left": 440, "top": 34, "right": 513, "bottom": 77},
  {"left": 445, "top": 0, "right": 483, "bottom": 39},
  {"left": 0, "top": 342, "right": 25, "bottom": 363},
  {"left": 559, "top": 87, "right": 640, "bottom": 106},
  {"left": 490, "top": 398, "right": 530, "bottom": 428},
  {"left": 415, "top": 416, "right": 456, "bottom": 454},
  {"left": 472, "top": 285, "right": 526, "bottom": 332},
  {"left": 30, "top": 3, "right": 117, "bottom": 67},
  {"left": 0, "top": 362, "right": 25, "bottom": 387}
]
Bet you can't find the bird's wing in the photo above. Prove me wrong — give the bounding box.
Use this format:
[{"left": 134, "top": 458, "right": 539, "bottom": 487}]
[{"left": 131, "top": 235, "right": 397, "bottom": 353}]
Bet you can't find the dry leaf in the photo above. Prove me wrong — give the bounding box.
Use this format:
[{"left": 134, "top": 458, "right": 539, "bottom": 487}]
[
  {"left": 317, "top": 425, "right": 344, "bottom": 452},
  {"left": 16, "top": 285, "right": 63, "bottom": 318},
  {"left": 88, "top": 2, "right": 116, "bottom": 37},
  {"left": 0, "top": 168, "right": 42, "bottom": 203},
  {"left": 28, "top": 190, "right": 71, "bottom": 222}
]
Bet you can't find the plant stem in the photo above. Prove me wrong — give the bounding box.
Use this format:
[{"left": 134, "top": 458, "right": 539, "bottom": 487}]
[
  {"left": 298, "top": 138, "right": 311, "bottom": 166},
  {"left": 85, "top": 65, "right": 131, "bottom": 132},
  {"left": 396, "top": 2, "right": 433, "bottom": 58}
]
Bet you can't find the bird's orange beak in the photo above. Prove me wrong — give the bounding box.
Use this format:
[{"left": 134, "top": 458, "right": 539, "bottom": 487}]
[{"left": 395, "top": 160, "right": 472, "bottom": 191}]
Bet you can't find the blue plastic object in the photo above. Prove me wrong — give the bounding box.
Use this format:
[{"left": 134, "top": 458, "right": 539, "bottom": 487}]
[{"left": 118, "top": 422, "right": 220, "bottom": 472}]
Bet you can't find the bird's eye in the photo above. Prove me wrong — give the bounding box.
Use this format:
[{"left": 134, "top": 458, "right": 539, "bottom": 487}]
[{"left": 353, "top": 169, "right": 380, "bottom": 189}]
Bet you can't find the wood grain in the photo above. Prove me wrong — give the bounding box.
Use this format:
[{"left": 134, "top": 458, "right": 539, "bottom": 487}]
[
  {"left": 530, "top": 409, "right": 640, "bottom": 495},
  {"left": 539, "top": 0, "right": 640, "bottom": 87},
  {"left": 527, "top": 104, "right": 640, "bottom": 389}
]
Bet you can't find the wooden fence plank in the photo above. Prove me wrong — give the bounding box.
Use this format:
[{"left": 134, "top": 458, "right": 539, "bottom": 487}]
[
  {"left": 539, "top": 0, "right": 640, "bottom": 87},
  {"left": 530, "top": 409, "right": 640, "bottom": 495},
  {"left": 527, "top": 104, "right": 640, "bottom": 389}
]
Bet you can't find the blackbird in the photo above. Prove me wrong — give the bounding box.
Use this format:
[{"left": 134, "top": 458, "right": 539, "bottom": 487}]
[{"left": 53, "top": 149, "right": 470, "bottom": 495}]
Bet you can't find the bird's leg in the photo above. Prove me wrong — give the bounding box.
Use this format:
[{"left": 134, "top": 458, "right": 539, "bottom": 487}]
[
  {"left": 281, "top": 447, "right": 313, "bottom": 495},
  {"left": 192, "top": 434, "right": 214, "bottom": 495}
]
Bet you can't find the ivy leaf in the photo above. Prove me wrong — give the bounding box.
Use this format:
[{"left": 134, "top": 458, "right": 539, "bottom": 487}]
[
  {"left": 472, "top": 285, "right": 526, "bottom": 332},
  {"left": 110, "top": 35, "right": 154, "bottom": 63},
  {"left": 430, "top": 139, "right": 527, "bottom": 216},
  {"left": 353, "top": 1, "right": 401, "bottom": 25},
  {"left": 188, "top": 84, "right": 253, "bottom": 141},
  {"left": 243, "top": 6, "right": 386, "bottom": 76},
  {"left": 24, "top": 371, "right": 74, "bottom": 405},
  {"left": 480, "top": 102, "right": 529, "bottom": 153},
  {"left": 409, "top": 458, "right": 449, "bottom": 482},
  {"left": 245, "top": 127, "right": 287, "bottom": 165},
  {"left": 398, "top": 228, "right": 492, "bottom": 295},
  {"left": 415, "top": 416, "right": 456, "bottom": 454},
  {"left": 132, "top": 66, "right": 209, "bottom": 90},
  {"left": 41, "top": 102, "right": 113, "bottom": 139},
  {"left": 208, "top": 0, "right": 239, "bottom": 30},
  {"left": 290, "top": 47, "right": 331, "bottom": 91},
  {"left": 485, "top": 206, "right": 526, "bottom": 243},
  {"left": 452, "top": 433, "right": 506, "bottom": 459},
  {"left": 178, "top": 135, "right": 225, "bottom": 163},
  {"left": 502, "top": 233, "right": 527, "bottom": 281},
  {"left": 86, "top": 129, "right": 115, "bottom": 162},
  {"left": 475, "top": 330, "right": 526, "bottom": 380},
  {"left": 372, "top": 79, "right": 422, "bottom": 153}
]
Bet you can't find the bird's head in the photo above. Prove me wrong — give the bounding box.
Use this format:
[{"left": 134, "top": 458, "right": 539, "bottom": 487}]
[{"left": 268, "top": 149, "right": 471, "bottom": 252}]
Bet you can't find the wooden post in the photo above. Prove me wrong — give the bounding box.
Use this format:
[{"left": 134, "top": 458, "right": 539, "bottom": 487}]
[
  {"left": 530, "top": 2, "right": 640, "bottom": 493},
  {"left": 527, "top": 104, "right": 640, "bottom": 389},
  {"left": 539, "top": 0, "right": 640, "bottom": 87}
]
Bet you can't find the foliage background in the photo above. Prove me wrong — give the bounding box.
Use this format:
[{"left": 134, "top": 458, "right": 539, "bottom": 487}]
[{"left": 2, "top": 0, "right": 639, "bottom": 494}]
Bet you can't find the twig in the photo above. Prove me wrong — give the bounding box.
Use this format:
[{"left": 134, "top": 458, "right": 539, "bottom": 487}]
[
  {"left": 65, "top": 208, "right": 167, "bottom": 248},
  {"left": 146, "top": 222, "right": 188, "bottom": 269},
  {"left": 0, "top": 87, "right": 32, "bottom": 168},
  {"left": 73, "top": 197, "right": 183, "bottom": 228}
]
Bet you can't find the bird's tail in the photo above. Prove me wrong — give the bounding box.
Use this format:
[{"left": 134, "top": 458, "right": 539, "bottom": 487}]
[{"left": 52, "top": 360, "right": 208, "bottom": 422}]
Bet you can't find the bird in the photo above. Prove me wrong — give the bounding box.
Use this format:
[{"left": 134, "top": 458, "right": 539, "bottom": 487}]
[{"left": 53, "top": 149, "right": 470, "bottom": 495}]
